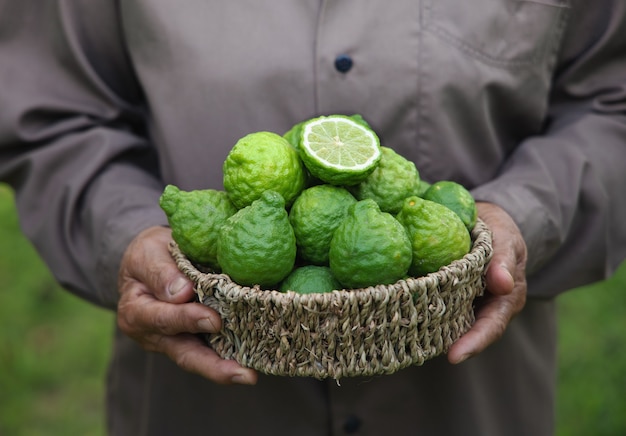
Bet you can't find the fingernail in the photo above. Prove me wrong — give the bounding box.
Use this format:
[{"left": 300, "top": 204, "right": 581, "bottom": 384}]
[
  {"left": 500, "top": 264, "right": 513, "bottom": 278},
  {"left": 500, "top": 264, "right": 515, "bottom": 291},
  {"left": 456, "top": 353, "right": 471, "bottom": 364},
  {"left": 197, "top": 317, "right": 219, "bottom": 333},
  {"left": 231, "top": 372, "right": 255, "bottom": 385},
  {"left": 168, "top": 276, "right": 189, "bottom": 297}
]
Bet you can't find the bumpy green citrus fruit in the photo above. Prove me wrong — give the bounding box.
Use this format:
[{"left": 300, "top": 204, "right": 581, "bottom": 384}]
[
  {"left": 283, "top": 121, "right": 305, "bottom": 151},
  {"left": 346, "top": 114, "right": 372, "bottom": 129},
  {"left": 422, "top": 180, "right": 478, "bottom": 231},
  {"left": 289, "top": 184, "right": 357, "bottom": 265},
  {"left": 298, "top": 115, "right": 381, "bottom": 186},
  {"left": 223, "top": 131, "right": 306, "bottom": 209},
  {"left": 217, "top": 190, "right": 296, "bottom": 288},
  {"left": 415, "top": 179, "right": 432, "bottom": 197},
  {"left": 159, "top": 185, "right": 236, "bottom": 270},
  {"left": 283, "top": 114, "right": 372, "bottom": 150},
  {"left": 396, "top": 196, "right": 471, "bottom": 277},
  {"left": 279, "top": 265, "right": 342, "bottom": 294},
  {"left": 329, "top": 199, "right": 412, "bottom": 288},
  {"left": 350, "top": 146, "right": 421, "bottom": 214}
]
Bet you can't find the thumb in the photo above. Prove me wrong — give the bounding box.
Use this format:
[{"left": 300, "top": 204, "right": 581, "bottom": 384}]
[
  {"left": 120, "top": 226, "right": 195, "bottom": 303},
  {"left": 477, "top": 202, "right": 526, "bottom": 296},
  {"left": 485, "top": 262, "right": 515, "bottom": 296}
]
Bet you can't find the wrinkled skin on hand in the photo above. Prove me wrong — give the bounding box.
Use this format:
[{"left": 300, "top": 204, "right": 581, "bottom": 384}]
[
  {"left": 448, "top": 201, "right": 528, "bottom": 364},
  {"left": 116, "top": 226, "right": 258, "bottom": 385}
]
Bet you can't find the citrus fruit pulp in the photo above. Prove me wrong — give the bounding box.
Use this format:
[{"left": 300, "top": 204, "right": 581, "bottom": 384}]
[{"left": 299, "top": 115, "right": 381, "bottom": 186}]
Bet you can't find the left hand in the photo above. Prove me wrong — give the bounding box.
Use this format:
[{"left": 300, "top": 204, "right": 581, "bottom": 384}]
[
  {"left": 116, "top": 226, "right": 258, "bottom": 385},
  {"left": 447, "top": 201, "right": 528, "bottom": 364}
]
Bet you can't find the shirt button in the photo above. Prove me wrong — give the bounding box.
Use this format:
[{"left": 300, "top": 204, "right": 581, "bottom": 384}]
[
  {"left": 343, "top": 414, "right": 362, "bottom": 433},
  {"left": 334, "top": 54, "right": 353, "bottom": 73}
]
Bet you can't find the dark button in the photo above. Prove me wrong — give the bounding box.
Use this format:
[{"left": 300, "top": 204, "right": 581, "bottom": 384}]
[
  {"left": 343, "top": 414, "right": 362, "bottom": 433},
  {"left": 334, "top": 54, "right": 353, "bottom": 73}
]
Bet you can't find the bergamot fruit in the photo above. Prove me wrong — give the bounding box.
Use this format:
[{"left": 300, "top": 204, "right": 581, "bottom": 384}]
[
  {"left": 289, "top": 184, "right": 357, "bottom": 265},
  {"left": 283, "top": 121, "right": 305, "bottom": 151},
  {"left": 329, "top": 199, "right": 412, "bottom": 288},
  {"left": 298, "top": 115, "right": 381, "bottom": 186},
  {"left": 279, "top": 265, "right": 342, "bottom": 294},
  {"left": 422, "top": 180, "right": 478, "bottom": 231},
  {"left": 396, "top": 196, "right": 471, "bottom": 277},
  {"left": 350, "top": 146, "right": 421, "bottom": 214},
  {"left": 223, "top": 131, "right": 306, "bottom": 209},
  {"left": 159, "top": 185, "right": 236, "bottom": 270},
  {"left": 415, "top": 179, "right": 432, "bottom": 197},
  {"left": 283, "top": 114, "right": 372, "bottom": 150},
  {"left": 217, "top": 190, "right": 296, "bottom": 288}
]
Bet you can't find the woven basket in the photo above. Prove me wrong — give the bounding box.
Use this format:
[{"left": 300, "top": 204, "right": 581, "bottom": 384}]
[{"left": 170, "top": 219, "right": 492, "bottom": 380}]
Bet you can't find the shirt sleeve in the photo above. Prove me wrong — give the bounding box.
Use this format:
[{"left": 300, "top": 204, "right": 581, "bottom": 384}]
[
  {"left": 471, "top": 1, "right": 626, "bottom": 297},
  {"left": 0, "top": 2, "right": 168, "bottom": 309}
]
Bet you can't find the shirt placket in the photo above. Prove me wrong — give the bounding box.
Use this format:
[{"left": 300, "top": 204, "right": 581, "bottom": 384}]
[
  {"left": 313, "top": 0, "right": 423, "bottom": 170},
  {"left": 314, "top": 2, "right": 422, "bottom": 434}
]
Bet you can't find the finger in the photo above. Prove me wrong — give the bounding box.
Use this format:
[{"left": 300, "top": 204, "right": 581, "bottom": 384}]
[
  {"left": 485, "top": 233, "right": 519, "bottom": 296},
  {"left": 447, "top": 290, "right": 524, "bottom": 364},
  {"left": 118, "top": 283, "right": 222, "bottom": 337},
  {"left": 485, "top": 262, "right": 515, "bottom": 296},
  {"left": 486, "top": 229, "right": 519, "bottom": 296},
  {"left": 159, "top": 334, "right": 258, "bottom": 385},
  {"left": 121, "top": 226, "right": 195, "bottom": 303},
  {"left": 477, "top": 202, "right": 527, "bottom": 296}
]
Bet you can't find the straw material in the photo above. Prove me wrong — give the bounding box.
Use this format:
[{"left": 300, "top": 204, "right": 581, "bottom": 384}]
[{"left": 170, "top": 219, "right": 492, "bottom": 380}]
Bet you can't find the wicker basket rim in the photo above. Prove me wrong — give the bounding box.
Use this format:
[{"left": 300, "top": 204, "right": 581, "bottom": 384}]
[{"left": 170, "top": 218, "right": 493, "bottom": 303}]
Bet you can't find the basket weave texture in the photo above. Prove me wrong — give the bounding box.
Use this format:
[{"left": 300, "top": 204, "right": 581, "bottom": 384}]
[{"left": 170, "top": 219, "right": 492, "bottom": 380}]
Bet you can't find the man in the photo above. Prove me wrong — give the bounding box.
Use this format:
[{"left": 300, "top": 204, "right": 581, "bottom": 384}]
[{"left": 1, "top": 1, "right": 625, "bottom": 434}]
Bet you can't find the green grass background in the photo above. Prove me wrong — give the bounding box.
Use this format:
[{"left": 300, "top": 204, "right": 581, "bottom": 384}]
[{"left": 0, "top": 183, "right": 625, "bottom": 435}]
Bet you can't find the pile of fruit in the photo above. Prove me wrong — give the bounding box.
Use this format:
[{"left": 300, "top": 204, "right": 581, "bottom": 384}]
[{"left": 160, "top": 115, "right": 478, "bottom": 294}]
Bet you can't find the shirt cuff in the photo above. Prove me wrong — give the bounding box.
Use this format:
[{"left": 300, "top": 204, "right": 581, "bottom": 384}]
[
  {"left": 95, "top": 206, "right": 169, "bottom": 309},
  {"left": 471, "top": 181, "right": 559, "bottom": 275}
]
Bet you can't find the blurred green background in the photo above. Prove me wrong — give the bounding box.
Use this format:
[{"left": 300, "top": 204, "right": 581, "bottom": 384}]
[{"left": 1, "top": 183, "right": 625, "bottom": 435}]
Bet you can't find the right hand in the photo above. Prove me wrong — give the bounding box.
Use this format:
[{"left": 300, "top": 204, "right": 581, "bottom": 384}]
[
  {"left": 448, "top": 202, "right": 527, "bottom": 364},
  {"left": 116, "top": 226, "right": 258, "bottom": 385}
]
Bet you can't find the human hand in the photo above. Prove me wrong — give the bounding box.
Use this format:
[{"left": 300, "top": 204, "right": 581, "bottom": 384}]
[
  {"left": 116, "top": 226, "right": 258, "bottom": 385},
  {"left": 448, "top": 202, "right": 528, "bottom": 364}
]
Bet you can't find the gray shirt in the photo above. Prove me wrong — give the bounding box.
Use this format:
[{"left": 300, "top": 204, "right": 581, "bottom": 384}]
[{"left": 1, "top": 1, "right": 625, "bottom": 435}]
